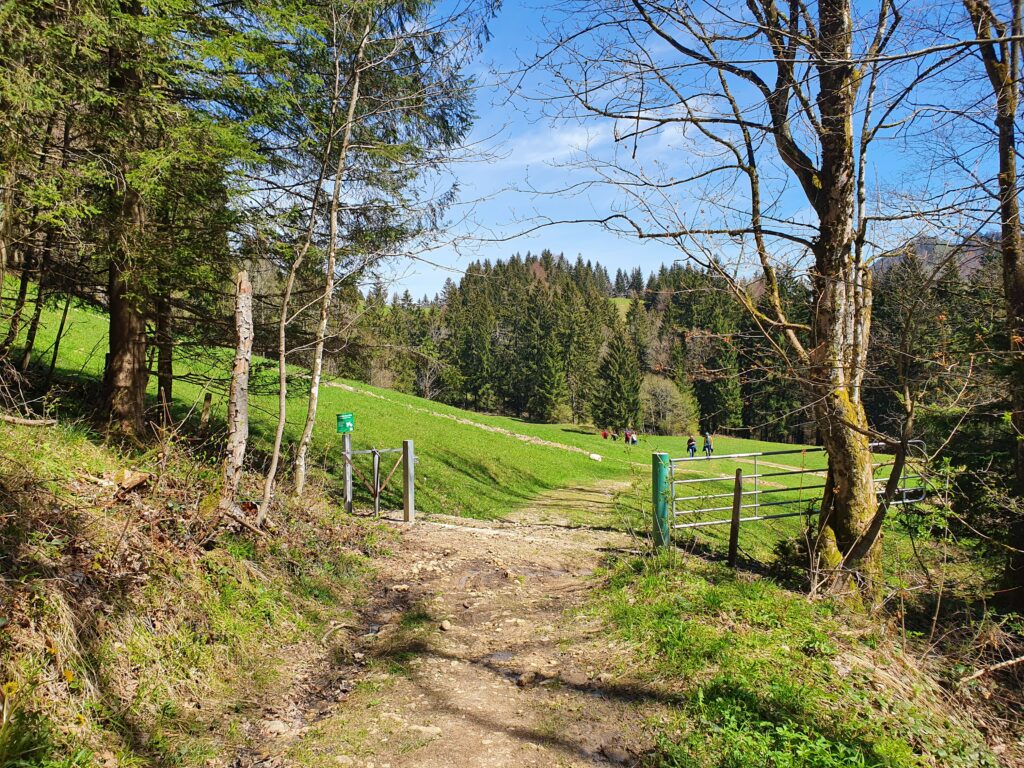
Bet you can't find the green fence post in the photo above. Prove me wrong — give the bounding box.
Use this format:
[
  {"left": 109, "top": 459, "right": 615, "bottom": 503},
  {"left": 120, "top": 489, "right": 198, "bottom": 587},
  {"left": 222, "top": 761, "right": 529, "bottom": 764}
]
[{"left": 652, "top": 452, "right": 671, "bottom": 549}]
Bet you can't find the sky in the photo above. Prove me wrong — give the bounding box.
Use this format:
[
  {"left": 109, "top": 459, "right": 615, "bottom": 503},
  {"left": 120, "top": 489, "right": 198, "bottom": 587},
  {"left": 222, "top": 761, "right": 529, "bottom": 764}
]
[
  {"left": 381, "top": 0, "right": 988, "bottom": 299},
  {"left": 383, "top": 0, "right": 690, "bottom": 298}
]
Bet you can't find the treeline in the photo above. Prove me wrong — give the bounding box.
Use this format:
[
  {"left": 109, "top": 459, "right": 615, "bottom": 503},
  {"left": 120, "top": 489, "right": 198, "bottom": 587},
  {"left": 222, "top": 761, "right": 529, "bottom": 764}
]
[
  {"left": 1, "top": 0, "right": 493, "bottom": 514},
  {"left": 337, "top": 244, "right": 1008, "bottom": 453},
  {"left": 338, "top": 251, "right": 802, "bottom": 438}
]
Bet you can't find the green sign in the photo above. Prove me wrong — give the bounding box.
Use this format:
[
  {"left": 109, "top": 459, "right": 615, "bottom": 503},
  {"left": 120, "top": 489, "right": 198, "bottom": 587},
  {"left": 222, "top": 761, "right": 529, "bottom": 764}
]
[{"left": 336, "top": 412, "right": 354, "bottom": 434}]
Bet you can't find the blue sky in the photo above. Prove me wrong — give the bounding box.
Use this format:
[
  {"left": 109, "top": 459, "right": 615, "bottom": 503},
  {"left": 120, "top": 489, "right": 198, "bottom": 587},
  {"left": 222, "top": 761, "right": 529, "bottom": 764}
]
[
  {"left": 384, "top": 0, "right": 689, "bottom": 298},
  {"left": 383, "top": 0, "right": 990, "bottom": 298}
]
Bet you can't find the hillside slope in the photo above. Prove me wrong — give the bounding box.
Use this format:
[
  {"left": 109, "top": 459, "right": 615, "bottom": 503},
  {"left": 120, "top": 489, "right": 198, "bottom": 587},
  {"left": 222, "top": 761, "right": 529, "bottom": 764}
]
[{"left": 22, "top": 292, "right": 808, "bottom": 520}]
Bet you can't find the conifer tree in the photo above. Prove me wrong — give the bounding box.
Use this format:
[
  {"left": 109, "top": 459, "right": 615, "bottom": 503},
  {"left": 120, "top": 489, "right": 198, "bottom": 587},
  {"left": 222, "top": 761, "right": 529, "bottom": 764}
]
[
  {"left": 626, "top": 297, "right": 653, "bottom": 371},
  {"left": 560, "top": 286, "right": 599, "bottom": 422},
  {"left": 594, "top": 322, "right": 642, "bottom": 429},
  {"left": 527, "top": 331, "right": 568, "bottom": 422}
]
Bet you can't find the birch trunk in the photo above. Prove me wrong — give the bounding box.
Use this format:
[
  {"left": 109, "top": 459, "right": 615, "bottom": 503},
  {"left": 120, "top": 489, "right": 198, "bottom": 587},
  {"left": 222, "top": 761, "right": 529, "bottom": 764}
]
[
  {"left": 293, "top": 19, "right": 371, "bottom": 497},
  {"left": 257, "top": 22, "right": 354, "bottom": 522},
  {"left": 220, "top": 270, "right": 253, "bottom": 514}
]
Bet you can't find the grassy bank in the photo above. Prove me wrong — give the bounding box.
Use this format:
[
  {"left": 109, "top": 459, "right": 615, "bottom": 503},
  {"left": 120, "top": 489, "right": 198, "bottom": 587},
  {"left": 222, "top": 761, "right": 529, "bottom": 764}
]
[
  {"left": 20, "top": 288, "right": 816, "bottom": 521},
  {"left": 589, "top": 553, "right": 997, "bottom": 767},
  {"left": 0, "top": 419, "right": 387, "bottom": 765}
]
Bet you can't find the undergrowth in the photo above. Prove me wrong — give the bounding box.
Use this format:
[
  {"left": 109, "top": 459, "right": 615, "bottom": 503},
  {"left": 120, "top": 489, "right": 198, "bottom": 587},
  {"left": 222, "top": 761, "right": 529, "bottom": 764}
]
[
  {"left": 592, "top": 552, "right": 998, "bottom": 768},
  {"left": 0, "top": 420, "right": 387, "bottom": 766}
]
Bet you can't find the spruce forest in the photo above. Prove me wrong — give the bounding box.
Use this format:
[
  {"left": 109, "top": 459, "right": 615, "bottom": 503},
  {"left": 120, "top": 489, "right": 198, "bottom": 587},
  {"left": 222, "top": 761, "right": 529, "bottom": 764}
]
[{"left": 2, "top": 0, "right": 1024, "bottom": 766}]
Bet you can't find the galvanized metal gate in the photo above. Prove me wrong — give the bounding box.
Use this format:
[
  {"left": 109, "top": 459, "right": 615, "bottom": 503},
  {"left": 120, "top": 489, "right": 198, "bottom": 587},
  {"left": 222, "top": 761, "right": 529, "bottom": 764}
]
[
  {"left": 339, "top": 433, "right": 416, "bottom": 521},
  {"left": 652, "top": 442, "right": 926, "bottom": 564}
]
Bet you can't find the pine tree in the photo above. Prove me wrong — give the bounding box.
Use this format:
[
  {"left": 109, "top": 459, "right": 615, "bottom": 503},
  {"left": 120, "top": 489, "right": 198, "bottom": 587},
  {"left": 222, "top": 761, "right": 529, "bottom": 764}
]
[
  {"left": 614, "top": 269, "right": 628, "bottom": 295},
  {"left": 560, "top": 285, "right": 599, "bottom": 422},
  {"left": 594, "top": 322, "right": 642, "bottom": 429},
  {"left": 629, "top": 267, "right": 644, "bottom": 294}
]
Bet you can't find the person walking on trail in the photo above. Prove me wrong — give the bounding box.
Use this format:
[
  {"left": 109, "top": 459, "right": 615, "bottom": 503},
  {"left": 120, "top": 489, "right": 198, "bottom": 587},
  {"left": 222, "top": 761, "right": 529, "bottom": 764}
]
[
  {"left": 703, "top": 433, "right": 714, "bottom": 457},
  {"left": 601, "top": 429, "right": 608, "bottom": 440},
  {"left": 624, "top": 429, "right": 632, "bottom": 444},
  {"left": 631, "top": 431, "right": 638, "bottom": 445},
  {"left": 687, "top": 435, "right": 697, "bottom": 458}
]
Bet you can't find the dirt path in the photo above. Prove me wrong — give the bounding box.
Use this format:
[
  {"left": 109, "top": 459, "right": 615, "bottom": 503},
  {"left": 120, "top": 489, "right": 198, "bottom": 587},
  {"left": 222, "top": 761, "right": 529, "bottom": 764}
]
[{"left": 253, "top": 485, "right": 665, "bottom": 767}]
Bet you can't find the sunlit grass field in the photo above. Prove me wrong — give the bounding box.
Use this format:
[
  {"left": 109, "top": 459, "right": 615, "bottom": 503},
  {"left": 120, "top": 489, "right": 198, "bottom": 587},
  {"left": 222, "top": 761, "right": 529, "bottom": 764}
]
[{"left": 15, "top": 285, "right": 935, "bottom": 570}]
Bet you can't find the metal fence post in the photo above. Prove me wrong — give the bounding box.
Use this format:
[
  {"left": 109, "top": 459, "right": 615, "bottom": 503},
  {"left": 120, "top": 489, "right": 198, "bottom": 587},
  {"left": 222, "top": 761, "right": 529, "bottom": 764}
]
[
  {"left": 343, "top": 432, "right": 353, "bottom": 514},
  {"left": 728, "top": 468, "right": 743, "bottom": 567},
  {"left": 372, "top": 449, "right": 380, "bottom": 517},
  {"left": 402, "top": 440, "right": 415, "bottom": 523},
  {"left": 652, "top": 452, "right": 671, "bottom": 549}
]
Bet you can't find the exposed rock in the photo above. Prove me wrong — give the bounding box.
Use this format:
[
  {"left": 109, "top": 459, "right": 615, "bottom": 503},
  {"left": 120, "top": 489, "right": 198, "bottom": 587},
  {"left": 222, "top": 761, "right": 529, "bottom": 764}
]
[
  {"left": 600, "top": 743, "right": 632, "bottom": 764},
  {"left": 517, "top": 670, "right": 538, "bottom": 687},
  {"left": 408, "top": 724, "right": 442, "bottom": 738},
  {"left": 439, "top": 619, "right": 452, "bottom": 632},
  {"left": 560, "top": 669, "right": 590, "bottom": 688},
  {"left": 263, "top": 719, "right": 291, "bottom": 736}
]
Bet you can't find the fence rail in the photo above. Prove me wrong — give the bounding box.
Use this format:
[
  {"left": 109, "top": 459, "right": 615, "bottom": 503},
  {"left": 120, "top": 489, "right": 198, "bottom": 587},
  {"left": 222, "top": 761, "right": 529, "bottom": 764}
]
[{"left": 653, "top": 441, "right": 927, "bottom": 566}]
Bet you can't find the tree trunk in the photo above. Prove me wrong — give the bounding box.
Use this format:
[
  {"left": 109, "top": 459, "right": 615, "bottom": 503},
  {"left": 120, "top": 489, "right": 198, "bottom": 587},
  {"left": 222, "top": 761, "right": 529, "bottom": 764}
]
[
  {"left": 18, "top": 230, "right": 55, "bottom": 372},
  {"left": 104, "top": 189, "right": 148, "bottom": 437},
  {"left": 293, "top": 19, "right": 370, "bottom": 497},
  {"left": 21, "top": 118, "right": 70, "bottom": 374},
  {"left": 19, "top": 280, "right": 46, "bottom": 373},
  {"left": 104, "top": 261, "right": 148, "bottom": 437},
  {"left": 257, "top": 28, "right": 354, "bottom": 519},
  {"left": 156, "top": 295, "right": 174, "bottom": 409},
  {"left": 963, "top": 0, "right": 1024, "bottom": 609},
  {"left": 804, "top": 0, "right": 883, "bottom": 601},
  {"left": 220, "top": 271, "right": 253, "bottom": 514},
  {"left": 995, "top": 104, "right": 1024, "bottom": 608},
  {"left": 1, "top": 261, "right": 32, "bottom": 356},
  {"left": 44, "top": 293, "right": 72, "bottom": 388}
]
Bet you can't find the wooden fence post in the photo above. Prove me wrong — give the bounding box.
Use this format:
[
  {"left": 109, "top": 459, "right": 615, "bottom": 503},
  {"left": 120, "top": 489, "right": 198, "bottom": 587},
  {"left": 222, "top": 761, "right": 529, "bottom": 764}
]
[
  {"left": 343, "top": 432, "right": 353, "bottom": 514},
  {"left": 403, "top": 440, "right": 415, "bottom": 523},
  {"left": 728, "top": 468, "right": 743, "bottom": 567}
]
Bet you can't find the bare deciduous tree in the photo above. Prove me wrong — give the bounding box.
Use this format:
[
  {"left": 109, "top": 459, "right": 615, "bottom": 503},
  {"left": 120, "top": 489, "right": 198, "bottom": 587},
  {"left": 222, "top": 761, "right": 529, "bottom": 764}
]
[
  {"left": 535, "top": 0, "right": 958, "bottom": 600},
  {"left": 960, "top": 0, "right": 1024, "bottom": 607}
]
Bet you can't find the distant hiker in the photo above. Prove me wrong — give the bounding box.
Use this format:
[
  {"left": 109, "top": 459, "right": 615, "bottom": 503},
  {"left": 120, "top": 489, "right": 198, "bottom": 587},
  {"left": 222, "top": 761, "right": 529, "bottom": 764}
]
[
  {"left": 611, "top": 431, "right": 618, "bottom": 441},
  {"left": 687, "top": 436, "right": 696, "bottom": 457},
  {"left": 703, "top": 433, "right": 713, "bottom": 457},
  {"left": 631, "top": 432, "right": 639, "bottom": 445},
  {"left": 601, "top": 429, "right": 608, "bottom": 440},
  {"left": 624, "top": 429, "right": 632, "bottom": 444}
]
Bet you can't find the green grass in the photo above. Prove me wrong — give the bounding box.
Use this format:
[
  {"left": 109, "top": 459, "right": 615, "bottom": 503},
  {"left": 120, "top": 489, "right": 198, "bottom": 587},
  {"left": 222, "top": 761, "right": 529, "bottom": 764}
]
[
  {"left": 20, "top": 292, "right": 626, "bottom": 516},
  {"left": 0, "top": 414, "right": 387, "bottom": 765},
  {"left": 592, "top": 553, "right": 996, "bottom": 768},
  {"left": 17, "top": 286, "right": 945, "bottom": 572},
  {"left": 610, "top": 296, "right": 631, "bottom": 318}
]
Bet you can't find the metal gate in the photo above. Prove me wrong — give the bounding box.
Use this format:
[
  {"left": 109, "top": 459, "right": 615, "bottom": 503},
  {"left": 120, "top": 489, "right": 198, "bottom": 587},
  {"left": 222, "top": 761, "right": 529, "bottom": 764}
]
[
  {"left": 652, "top": 442, "right": 926, "bottom": 564},
  {"left": 339, "top": 433, "right": 416, "bottom": 521}
]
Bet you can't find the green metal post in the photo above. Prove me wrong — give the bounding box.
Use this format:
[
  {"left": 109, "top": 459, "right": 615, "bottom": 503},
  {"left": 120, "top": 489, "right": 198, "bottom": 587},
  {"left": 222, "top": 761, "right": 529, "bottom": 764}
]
[{"left": 652, "top": 452, "right": 671, "bottom": 549}]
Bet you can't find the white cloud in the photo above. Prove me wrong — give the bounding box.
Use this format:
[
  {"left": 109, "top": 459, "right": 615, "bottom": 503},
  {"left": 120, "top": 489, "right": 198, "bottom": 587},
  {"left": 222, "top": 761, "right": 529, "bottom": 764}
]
[{"left": 495, "top": 123, "right": 610, "bottom": 168}]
